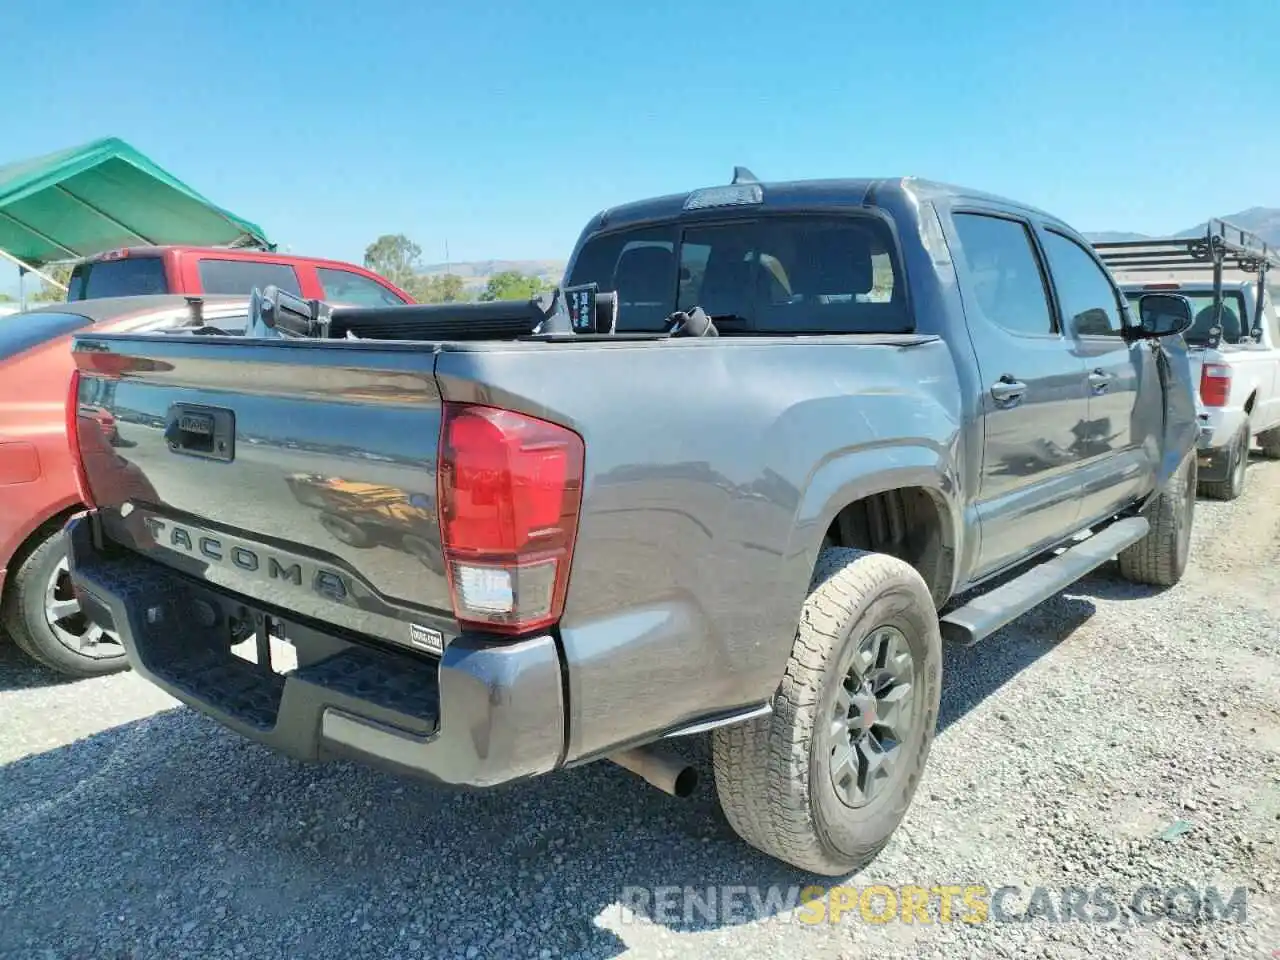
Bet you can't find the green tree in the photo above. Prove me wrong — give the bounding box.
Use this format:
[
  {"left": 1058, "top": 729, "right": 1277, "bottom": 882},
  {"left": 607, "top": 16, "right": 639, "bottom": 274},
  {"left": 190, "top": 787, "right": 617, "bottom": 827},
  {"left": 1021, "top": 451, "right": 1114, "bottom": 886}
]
[
  {"left": 480, "top": 271, "right": 552, "bottom": 302},
  {"left": 0, "top": 293, "right": 12, "bottom": 303},
  {"left": 411, "top": 273, "right": 466, "bottom": 303},
  {"left": 436, "top": 273, "right": 465, "bottom": 303},
  {"left": 363, "top": 234, "right": 422, "bottom": 290},
  {"left": 31, "top": 263, "right": 72, "bottom": 303}
]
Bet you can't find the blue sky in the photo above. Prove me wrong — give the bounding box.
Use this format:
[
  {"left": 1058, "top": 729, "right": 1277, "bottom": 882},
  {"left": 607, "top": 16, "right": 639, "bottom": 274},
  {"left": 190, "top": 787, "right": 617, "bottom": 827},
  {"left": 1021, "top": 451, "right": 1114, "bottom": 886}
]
[{"left": 3, "top": 0, "right": 1278, "bottom": 291}]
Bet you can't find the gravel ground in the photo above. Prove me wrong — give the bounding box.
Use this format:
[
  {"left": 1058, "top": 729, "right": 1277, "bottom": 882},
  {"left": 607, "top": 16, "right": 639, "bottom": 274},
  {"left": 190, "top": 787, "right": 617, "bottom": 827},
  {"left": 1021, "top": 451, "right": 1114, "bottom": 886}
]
[{"left": 2, "top": 459, "right": 1279, "bottom": 960}]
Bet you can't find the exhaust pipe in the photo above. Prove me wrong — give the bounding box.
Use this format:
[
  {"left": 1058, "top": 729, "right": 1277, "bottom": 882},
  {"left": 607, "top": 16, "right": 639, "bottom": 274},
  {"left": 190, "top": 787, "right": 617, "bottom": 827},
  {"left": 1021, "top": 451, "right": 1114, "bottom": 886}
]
[{"left": 608, "top": 744, "right": 699, "bottom": 798}]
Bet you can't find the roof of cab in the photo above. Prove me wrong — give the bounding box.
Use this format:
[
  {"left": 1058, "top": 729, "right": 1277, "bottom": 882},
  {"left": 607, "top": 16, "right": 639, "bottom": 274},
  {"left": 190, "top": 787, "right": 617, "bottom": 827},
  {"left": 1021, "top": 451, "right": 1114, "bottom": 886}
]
[
  {"left": 76, "top": 245, "right": 362, "bottom": 270},
  {"left": 586, "top": 176, "right": 1064, "bottom": 235}
]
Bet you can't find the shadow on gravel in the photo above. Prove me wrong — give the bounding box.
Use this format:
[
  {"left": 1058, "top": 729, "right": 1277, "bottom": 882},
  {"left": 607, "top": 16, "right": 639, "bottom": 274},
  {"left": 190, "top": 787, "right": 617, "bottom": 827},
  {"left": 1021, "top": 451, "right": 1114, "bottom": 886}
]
[
  {"left": 0, "top": 710, "right": 831, "bottom": 958},
  {"left": 937, "top": 561, "right": 1170, "bottom": 733},
  {"left": 0, "top": 636, "right": 82, "bottom": 691},
  {"left": 0, "top": 565, "right": 1183, "bottom": 957}
]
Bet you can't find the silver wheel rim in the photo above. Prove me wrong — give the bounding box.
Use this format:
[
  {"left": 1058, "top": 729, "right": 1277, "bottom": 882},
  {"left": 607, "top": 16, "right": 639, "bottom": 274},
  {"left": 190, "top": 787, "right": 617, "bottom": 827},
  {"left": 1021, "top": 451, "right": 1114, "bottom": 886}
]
[
  {"left": 1178, "top": 460, "right": 1195, "bottom": 556},
  {"left": 44, "top": 557, "right": 123, "bottom": 660},
  {"left": 828, "top": 625, "right": 916, "bottom": 808}
]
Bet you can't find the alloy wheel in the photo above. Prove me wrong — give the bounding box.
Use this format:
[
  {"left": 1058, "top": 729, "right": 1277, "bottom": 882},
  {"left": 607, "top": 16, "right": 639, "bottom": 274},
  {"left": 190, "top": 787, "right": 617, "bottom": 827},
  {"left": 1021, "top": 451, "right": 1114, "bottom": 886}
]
[
  {"left": 828, "top": 625, "right": 917, "bottom": 808},
  {"left": 44, "top": 558, "right": 122, "bottom": 660}
]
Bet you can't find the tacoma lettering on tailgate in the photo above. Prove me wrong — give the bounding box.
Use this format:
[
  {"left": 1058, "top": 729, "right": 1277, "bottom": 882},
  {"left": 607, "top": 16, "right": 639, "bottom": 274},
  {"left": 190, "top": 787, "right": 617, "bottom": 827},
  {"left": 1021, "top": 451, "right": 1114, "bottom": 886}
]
[{"left": 140, "top": 515, "right": 350, "bottom": 602}]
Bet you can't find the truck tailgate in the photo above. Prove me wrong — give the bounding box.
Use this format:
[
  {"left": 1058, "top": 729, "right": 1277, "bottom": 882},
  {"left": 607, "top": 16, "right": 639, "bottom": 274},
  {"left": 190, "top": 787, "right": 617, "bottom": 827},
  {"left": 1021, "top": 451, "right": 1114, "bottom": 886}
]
[{"left": 72, "top": 334, "right": 455, "bottom": 651}]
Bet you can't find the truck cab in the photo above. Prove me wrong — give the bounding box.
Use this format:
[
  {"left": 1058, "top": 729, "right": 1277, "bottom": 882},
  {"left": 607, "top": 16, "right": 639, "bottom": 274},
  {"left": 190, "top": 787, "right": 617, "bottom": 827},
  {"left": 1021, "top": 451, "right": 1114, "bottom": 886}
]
[
  {"left": 66, "top": 246, "right": 414, "bottom": 308},
  {"left": 1096, "top": 223, "right": 1280, "bottom": 499},
  {"left": 62, "top": 174, "right": 1201, "bottom": 877}
]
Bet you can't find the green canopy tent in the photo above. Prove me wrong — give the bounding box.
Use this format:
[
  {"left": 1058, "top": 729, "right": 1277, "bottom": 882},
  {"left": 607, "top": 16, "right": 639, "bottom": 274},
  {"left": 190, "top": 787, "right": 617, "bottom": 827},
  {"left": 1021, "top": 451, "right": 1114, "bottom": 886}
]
[{"left": 0, "top": 137, "right": 270, "bottom": 304}]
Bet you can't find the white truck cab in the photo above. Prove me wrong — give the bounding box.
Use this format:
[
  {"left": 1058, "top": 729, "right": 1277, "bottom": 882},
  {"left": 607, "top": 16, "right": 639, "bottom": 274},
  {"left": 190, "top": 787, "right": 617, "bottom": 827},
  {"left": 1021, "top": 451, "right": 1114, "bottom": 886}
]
[{"left": 1097, "top": 221, "right": 1280, "bottom": 499}]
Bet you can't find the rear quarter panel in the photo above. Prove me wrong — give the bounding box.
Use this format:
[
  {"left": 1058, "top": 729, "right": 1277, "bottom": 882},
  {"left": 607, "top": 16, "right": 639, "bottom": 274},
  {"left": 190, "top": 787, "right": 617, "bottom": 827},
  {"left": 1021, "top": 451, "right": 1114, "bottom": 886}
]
[
  {"left": 0, "top": 337, "right": 82, "bottom": 575},
  {"left": 434, "top": 336, "right": 964, "bottom": 761}
]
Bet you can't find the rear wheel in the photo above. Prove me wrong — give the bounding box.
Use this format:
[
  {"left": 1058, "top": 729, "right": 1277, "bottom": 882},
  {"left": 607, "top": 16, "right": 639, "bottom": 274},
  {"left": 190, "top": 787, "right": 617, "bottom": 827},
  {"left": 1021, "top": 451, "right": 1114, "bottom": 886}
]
[
  {"left": 1198, "top": 425, "right": 1249, "bottom": 501},
  {"left": 1117, "top": 450, "right": 1196, "bottom": 587},
  {"left": 318, "top": 511, "right": 374, "bottom": 548},
  {"left": 1, "top": 527, "right": 127, "bottom": 678},
  {"left": 1258, "top": 425, "right": 1280, "bottom": 460},
  {"left": 712, "top": 548, "right": 942, "bottom": 875}
]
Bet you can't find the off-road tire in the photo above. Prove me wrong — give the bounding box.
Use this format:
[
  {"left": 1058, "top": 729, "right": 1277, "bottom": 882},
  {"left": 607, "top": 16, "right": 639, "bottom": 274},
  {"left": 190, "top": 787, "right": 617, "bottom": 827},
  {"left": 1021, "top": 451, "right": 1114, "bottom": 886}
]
[
  {"left": 1198, "top": 424, "right": 1249, "bottom": 501},
  {"left": 1257, "top": 426, "right": 1280, "bottom": 460},
  {"left": 712, "top": 548, "right": 942, "bottom": 876},
  {"left": 1, "top": 527, "right": 128, "bottom": 678},
  {"left": 318, "top": 512, "right": 374, "bottom": 549},
  {"left": 1117, "top": 450, "right": 1196, "bottom": 587}
]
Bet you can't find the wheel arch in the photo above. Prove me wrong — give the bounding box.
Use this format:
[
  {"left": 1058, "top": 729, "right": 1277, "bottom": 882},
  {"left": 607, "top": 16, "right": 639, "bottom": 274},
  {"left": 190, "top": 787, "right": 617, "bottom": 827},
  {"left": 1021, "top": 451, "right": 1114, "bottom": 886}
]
[
  {"left": 1, "top": 498, "right": 86, "bottom": 608},
  {"left": 786, "top": 444, "right": 963, "bottom": 609}
]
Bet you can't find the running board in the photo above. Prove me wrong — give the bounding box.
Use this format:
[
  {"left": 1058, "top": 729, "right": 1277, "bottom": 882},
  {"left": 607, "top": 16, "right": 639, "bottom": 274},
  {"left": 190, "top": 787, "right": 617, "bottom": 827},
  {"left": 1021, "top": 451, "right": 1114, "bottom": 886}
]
[{"left": 940, "top": 516, "right": 1149, "bottom": 646}]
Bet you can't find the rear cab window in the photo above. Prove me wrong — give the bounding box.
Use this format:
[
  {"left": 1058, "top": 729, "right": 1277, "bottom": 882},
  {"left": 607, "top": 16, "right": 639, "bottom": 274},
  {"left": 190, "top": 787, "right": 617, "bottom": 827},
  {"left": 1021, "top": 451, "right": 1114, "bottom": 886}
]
[
  {"left": 68, "top": 257, "right": 168, "bottom": 300},
  {"left": 565, "top": 215, "right": 908, "bottom": 334},
  {"left": 197, "top": 259, "right": 302, "bottom": 296},
  {"left": 1122, "top": 288, "right": 1248, "bottom": 346}
]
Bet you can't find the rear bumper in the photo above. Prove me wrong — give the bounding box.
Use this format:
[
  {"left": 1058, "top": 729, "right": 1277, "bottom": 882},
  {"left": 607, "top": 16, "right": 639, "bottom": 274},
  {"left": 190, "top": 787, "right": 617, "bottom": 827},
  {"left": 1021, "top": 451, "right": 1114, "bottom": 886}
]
[
  {"left": 65, "top": 514, "right": 565, "bottom": 787},
  {"left": 1195, "top": 407, "right": 1247, "bottom": 482},
  {"left": 1196, "top": 407, "right": 1246, "bottom": 450}
]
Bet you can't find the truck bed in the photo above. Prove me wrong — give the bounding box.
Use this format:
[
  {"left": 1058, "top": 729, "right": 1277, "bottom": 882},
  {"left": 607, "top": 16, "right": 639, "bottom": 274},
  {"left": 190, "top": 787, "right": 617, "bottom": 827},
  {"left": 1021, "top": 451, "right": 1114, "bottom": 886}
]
[{"left": 71, "top": 327, "right": 958, "bottom": 759}]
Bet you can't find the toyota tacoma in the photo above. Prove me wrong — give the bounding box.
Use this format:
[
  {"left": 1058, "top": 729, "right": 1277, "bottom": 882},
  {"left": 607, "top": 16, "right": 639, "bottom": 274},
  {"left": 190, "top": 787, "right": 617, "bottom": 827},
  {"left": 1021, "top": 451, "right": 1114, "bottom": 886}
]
[{"left": 65, "top": 173, "right": 1199, "bottom": 874}]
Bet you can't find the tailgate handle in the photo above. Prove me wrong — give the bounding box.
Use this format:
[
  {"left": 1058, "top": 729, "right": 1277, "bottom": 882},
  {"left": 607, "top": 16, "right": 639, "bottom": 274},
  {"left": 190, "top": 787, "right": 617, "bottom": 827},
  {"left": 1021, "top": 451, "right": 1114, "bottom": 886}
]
[{"left": 165, "top": 404, "right": 235, "bottom": 462}]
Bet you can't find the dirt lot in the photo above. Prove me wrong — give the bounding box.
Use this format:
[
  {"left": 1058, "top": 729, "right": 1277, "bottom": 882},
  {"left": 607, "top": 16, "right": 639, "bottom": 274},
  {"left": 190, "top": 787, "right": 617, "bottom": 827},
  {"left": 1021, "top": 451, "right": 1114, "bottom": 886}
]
[{"left": 2, "top": 460, "right": 1279, "bottom": 960}]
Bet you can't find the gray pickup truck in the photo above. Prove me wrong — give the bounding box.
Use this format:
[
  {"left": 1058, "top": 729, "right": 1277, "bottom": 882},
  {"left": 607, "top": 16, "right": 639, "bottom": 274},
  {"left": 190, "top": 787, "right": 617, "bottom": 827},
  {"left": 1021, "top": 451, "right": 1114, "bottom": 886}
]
[{"left": 65, "top": 174, "right": 1200, "bottom": 875}]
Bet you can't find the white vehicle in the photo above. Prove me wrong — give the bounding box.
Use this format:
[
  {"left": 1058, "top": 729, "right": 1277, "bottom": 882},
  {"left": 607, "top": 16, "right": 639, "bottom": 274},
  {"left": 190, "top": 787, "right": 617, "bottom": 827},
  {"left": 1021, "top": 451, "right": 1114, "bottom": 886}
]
[{"left": 1097, "top": 220, "right": 1280, "bottom": 500}]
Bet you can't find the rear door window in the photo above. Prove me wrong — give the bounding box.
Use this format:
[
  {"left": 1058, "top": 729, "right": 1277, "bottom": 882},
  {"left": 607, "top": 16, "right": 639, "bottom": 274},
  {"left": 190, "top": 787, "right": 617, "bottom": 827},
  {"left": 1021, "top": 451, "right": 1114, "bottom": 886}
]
[
  {"left": 72, "top": 257, "right": 169, "bottom": 300},
  {"left": 565, "top": 215, "right": 907, "bottom": 334},
  {"left": 316, "top": 267, "right": 408, "bottom": 306},
  {"left": 951, "top": 213, "right": 1055, "bottom": 337},
  {"left": 197, "top": 259, "right": 302, "bottom": 296}
]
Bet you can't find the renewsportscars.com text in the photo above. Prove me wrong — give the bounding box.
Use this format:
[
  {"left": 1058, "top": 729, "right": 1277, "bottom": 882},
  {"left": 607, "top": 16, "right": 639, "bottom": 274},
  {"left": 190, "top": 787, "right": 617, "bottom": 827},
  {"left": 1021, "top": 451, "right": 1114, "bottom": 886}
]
[{"left": 618, "top": 883, "right": 1250, "bottom": 926}]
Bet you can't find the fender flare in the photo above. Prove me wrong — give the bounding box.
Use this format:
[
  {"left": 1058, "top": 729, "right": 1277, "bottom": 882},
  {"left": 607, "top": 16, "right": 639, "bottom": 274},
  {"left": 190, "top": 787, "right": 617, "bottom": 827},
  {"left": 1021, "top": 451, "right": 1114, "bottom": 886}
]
[
  {"left": 1, "top": 495, "right": 85, "bottom": 596},
  {"left": 781, "top": 441, "right": 964, "bottom": 603}
]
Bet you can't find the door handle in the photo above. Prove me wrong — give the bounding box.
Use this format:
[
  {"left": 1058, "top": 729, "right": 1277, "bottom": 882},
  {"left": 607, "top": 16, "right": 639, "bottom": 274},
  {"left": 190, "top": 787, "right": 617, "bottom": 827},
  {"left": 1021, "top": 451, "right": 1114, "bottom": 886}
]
[
  {"left": 1088, "top": 368, "right": 1112, "bottom": 395},
  {"left": 990, "top": 375, "right": 1027, "bottom": 406}
]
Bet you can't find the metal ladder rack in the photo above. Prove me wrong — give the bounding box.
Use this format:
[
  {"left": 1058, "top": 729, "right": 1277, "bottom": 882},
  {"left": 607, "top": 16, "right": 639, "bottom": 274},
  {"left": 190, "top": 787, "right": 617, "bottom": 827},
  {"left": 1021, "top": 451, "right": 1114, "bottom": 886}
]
[{"left": 1093, "top": 219, "right": 1280, "bottom": 349}]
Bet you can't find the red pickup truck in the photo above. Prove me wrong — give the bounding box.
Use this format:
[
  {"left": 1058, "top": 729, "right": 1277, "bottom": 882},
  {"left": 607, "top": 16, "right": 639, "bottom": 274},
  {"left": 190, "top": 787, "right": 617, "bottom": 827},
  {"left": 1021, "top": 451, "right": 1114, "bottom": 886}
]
[{"left": 66, "top": 246, "right": 414, "bottom": 307}]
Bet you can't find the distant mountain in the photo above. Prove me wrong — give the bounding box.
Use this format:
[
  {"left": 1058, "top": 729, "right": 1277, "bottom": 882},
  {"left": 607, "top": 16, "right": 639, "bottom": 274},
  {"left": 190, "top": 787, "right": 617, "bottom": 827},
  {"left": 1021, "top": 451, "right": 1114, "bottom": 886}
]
[
  {"left": 417, "top": 258, "right": 566, "bottom": 295},
  {"left": 1087, "top": 207, "right": 1280, "bottom": 247},
  {"left": 1174, "top": 207, "right": 1280, "bottom": 246},
  {"left": 1084, "top": 230, "right": 1151, "bottom": 243}
]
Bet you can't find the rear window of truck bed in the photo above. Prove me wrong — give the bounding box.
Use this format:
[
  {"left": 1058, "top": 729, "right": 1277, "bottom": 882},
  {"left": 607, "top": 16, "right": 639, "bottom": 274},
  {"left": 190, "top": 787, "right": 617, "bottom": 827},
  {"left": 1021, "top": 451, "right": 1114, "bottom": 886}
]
[
  {"left": 566, "top": 215, "right": 909, "bottom": 334},
  {"left": 1123, "top": 290, "right": 1247, "bottom": 346}
]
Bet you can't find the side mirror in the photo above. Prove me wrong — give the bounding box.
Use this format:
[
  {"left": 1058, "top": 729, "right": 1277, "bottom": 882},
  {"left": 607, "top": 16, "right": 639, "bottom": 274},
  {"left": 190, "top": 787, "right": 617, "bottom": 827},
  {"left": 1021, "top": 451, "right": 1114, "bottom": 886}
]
[{"left": 1136, "top": 293, "right": 1194, "bottom": 338}]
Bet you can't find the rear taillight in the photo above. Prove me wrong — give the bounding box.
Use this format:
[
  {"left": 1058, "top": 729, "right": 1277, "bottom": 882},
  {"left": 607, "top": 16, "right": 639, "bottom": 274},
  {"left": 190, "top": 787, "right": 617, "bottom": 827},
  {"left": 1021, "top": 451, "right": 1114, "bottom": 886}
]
[
  {"left": 66, "top": 369, "right": 97, "bottom": 508},
  {"left": 438, "top": 402, "right": 584, "bottom": 635},
  {"left": 1200, "top": 363, "right": 1232, "bottom": 407}
]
